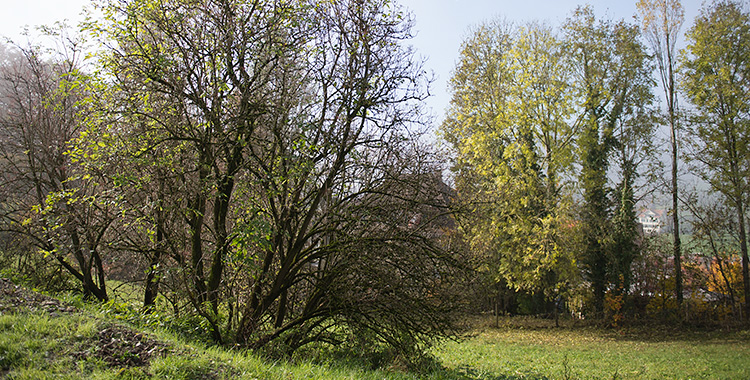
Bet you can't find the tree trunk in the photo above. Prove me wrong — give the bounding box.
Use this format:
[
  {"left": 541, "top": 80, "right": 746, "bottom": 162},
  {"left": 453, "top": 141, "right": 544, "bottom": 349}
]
[
  {"left": 143, "top": 225, "right": 162, "bottom": 310},
  {"left": 143, "top": 260, "right": 160, "bottom": 310},
  {"left": 666, "top": 28, "right": 683, "bottom": 310},
  {"left": 144, "top": 182, "right": 168, "bottom": 310},
  {"left": 189, "top": 191, "right": 207, "bottom": 304},
  {"left": 495, "top": 288, "right": 500, "bottom": 328},
  {"left": 554, "top": 296, "right": 560, "bottom": 328},
  {"left": 275, "top": 288, "right": 288, "bottom": 328},
  {"left": 737, "top": 199, "right": 750, "bottom": 322},
  {"left": 208, "top": 176, "right": 233, "bottom": 314},
  {"left": 671, "top": 121, "right": 683, "bottom": 309},
  {"left": 69, "top": 229, "right": 108, "bottom": 302}
]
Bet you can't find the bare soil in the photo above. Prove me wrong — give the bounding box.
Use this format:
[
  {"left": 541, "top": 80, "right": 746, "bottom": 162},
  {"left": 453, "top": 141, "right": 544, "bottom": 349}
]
[{"left": 0, "top": 277, "right": 77, "bottom": 314}]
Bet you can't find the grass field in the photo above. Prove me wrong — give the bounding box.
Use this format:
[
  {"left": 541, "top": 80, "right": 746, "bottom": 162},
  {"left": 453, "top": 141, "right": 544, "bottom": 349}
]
[
  {"left": 0, "top": 282, "right": 748, "bottom": 379},
  {"left": 433, "top": 317, "right": 750, "bottom": 379}
]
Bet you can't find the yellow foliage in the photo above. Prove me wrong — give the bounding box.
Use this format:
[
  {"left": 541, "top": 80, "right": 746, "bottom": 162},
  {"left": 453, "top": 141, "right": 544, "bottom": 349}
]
[{"left": 706, "top": 258, "right": 743, "bottom": 300}]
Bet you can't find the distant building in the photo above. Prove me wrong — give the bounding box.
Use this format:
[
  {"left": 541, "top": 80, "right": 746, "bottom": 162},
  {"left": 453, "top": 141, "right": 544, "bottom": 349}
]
[{"left": 638, "top": 209, "right": 666, "bottom": 235}]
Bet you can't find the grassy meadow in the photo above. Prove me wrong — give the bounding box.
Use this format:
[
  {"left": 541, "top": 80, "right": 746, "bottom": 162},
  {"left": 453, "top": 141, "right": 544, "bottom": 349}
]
[
  {"left": 0, "top": 285, "right": 748, "bottom": 380},
  {"left": 434, "top": 317, "right": 750, "bottom": 379}
]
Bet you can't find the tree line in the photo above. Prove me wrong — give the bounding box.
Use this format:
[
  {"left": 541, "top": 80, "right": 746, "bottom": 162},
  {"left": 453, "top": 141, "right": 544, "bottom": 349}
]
[{"left": 442, "top": 0, "right": 750, "bottom": 324}]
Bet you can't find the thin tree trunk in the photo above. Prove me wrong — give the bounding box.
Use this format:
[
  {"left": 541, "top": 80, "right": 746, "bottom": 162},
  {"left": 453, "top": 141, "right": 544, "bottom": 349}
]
[
  {"left": 144, "top": 181, "right": 166, "bottom": 310},
  {"left": 208, "top": 175, "right": 234, "bottom": 314},
  {"left": 671, "top": 142, "right": 683, "bottom": 308},
  {"left": 143, "top": 257, "right": 160, "bottom": 309},
  {"left": 190, "top": 191, "right": 207, "bottom": 304},
  {"left": 668, "top": 65, "right": 683, "bottom": 309},
  {"left": 554, "top": 296, "right": 559, "bottom": 328},
  {"left": 495, "top": 290, "right": 500, "bottom": 328},
  {"left": 143, "top": 228, "right": 163, "bottom": 309},
  {"left": 737, "top": 199, "right": 750, "bottom": 322},
  {"left": 275, "top": 288, "right": 288, "bottom": 328}
]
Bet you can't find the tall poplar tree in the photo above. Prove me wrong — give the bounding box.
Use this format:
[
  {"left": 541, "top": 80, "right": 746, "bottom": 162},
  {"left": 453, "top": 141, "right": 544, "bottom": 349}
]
[
  {"left": 608, "top": 22, "right": 658, "bottom": 305},
  {"left": 564, "top": 7, "right": 616, "bottom": 315},
  {"left": 681, "top": 0, "right": 750, "bottom": 320},
  {"left": 564, "top": 6, "right": 655, "bottom": 315},
  {"left": 637, "top": 0, "right": 685, "bottom": 308}
]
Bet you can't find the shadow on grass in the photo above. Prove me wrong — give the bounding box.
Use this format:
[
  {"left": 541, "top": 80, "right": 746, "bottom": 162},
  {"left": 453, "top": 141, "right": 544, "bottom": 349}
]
[
  {"left": 587, "top": 317, "right": 750, "bottom": 344},
  {"left": 292, "top": 341, "right": 552, "bottom": 380},
  {"left": 472, "top": 314, "right": 750, "bottom": 345},
  {"left": 442, "top": 365, "right": 550, "bottom": 380}
]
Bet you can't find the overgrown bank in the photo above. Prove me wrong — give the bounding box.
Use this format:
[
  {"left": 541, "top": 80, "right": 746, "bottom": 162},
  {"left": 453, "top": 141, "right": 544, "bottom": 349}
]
[{"left": 0, "top": 278, "right": 435, "bottom": 379}]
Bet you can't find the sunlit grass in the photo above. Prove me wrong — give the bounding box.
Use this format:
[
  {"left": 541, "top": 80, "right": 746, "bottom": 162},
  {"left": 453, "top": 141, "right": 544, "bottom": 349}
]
[
  {"left": 1, "top": 295, "right": 748, "bottom": 380},
  {"left": 433, "top": 316, "right": 750, "bottom": 379},
  {"left": 0, "top": 312, "right": 101, "bottom": 378},
  {"left": 0, "top": 309, "right": 427, "bottom": 379}
]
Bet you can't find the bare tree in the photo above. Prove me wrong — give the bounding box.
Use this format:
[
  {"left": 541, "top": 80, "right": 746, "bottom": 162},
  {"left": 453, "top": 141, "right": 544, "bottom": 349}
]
[
  {"left": 90, "top": 0, "right": 464, "bottom": 356},
  {"left": 0, "top": 30, "right": 110, "bottom": 301}
]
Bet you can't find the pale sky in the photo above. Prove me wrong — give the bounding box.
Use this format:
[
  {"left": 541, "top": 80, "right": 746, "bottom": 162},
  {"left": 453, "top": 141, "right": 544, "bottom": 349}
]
[
  {"left": 399, "top": 0, "right": 702, "bottom": 125},
  {"left": 1, "top": 0, "right": 704, "bottom": 126}
]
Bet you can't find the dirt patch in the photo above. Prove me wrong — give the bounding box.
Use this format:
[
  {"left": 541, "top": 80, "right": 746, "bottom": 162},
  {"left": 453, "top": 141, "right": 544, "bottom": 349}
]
[
  {"left": 74, "top": 325, "right": 171, "bottom": 367},
  {"left": 0, "top": 278, "right": 76, "bottom": 314}
]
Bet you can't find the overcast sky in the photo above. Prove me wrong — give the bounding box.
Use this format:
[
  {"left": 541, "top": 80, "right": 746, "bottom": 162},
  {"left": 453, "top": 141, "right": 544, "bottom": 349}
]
[{"left": 1, "top": 0, "right": 704, "bottom": 127}]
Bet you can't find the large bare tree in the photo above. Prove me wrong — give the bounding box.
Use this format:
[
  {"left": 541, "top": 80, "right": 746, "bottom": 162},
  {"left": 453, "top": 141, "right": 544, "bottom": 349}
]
[{"left": 88, "top": 0, "right": 464, "bottom": 355}]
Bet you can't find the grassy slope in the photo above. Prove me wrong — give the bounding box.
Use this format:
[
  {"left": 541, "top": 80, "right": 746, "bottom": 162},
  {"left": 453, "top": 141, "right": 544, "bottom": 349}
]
[
  {"left": 0, "top": 309, "right": 431, "bottom": 380},
  {"left": 1, "top": 284, "right": 748, "bottom": 379},
  {"left": 0, "top": 280, "right": 426, "bottom": 380}
]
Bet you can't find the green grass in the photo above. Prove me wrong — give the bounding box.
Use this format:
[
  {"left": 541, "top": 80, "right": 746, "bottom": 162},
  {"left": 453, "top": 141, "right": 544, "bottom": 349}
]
[
  {"left": 0, "top": 312, "right": 101, "bottom": 379},
  {"left": 433, "top": 316, "right": 750, "bottom": 379},
  {"left": 0, "top": 308, "right": 428, "bottom": 380},
  {"left": 1, "top": 291, "right": 749, "bottom": 379}
]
